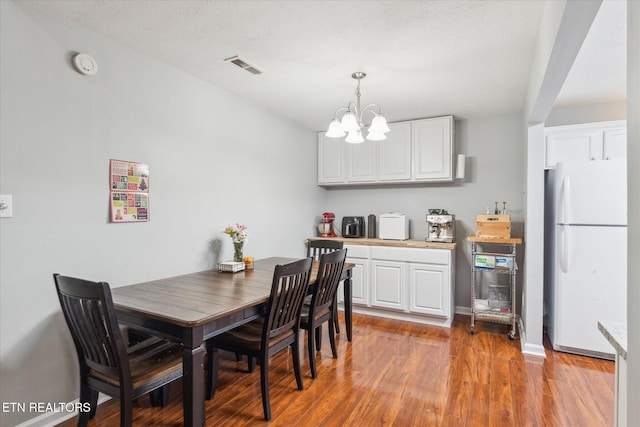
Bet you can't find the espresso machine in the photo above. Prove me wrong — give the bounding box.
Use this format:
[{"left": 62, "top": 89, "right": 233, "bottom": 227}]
[
  {"left": 318, "top": 212, "right": 337, "bottom": 237},
  {"left": 426, "top": 209, "right": 455, "bottom": 242}
]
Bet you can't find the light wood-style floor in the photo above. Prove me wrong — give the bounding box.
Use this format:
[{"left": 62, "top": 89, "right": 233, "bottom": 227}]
[{"left": 57, "top": 313, "right": 615, "bottom": 426}]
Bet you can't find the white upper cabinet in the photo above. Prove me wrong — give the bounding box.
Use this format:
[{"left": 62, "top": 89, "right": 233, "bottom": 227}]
[
  {"left": 317, "top": 133, "right": 345, "bottom": 183},
  {"left": 412, "top": 116, "right": 454, "bottom": 181},
  {"left": 603, "top": 127, "right": 627, "bottom": 160},
  {"left": 318, "top": 115, "right": 455, "bottom": 186},
  {"left": 544, "top": 121, "right": 627, "bottom": 169},
  {"left": 347, "top": 140, "right": 377, "bottom": 182},
  {"left": 378, "top": 122, "right": 412, "bottom": 182}
]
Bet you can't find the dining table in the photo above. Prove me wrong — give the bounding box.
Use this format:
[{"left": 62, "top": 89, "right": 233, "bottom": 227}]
[{"left": 111, "top": 256, "right": 353, "bottom": 427}]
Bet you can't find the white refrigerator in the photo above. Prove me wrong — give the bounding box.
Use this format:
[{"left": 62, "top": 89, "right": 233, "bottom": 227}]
[{"left": 547, "top": 159, "right": 627, "bottom": 359}]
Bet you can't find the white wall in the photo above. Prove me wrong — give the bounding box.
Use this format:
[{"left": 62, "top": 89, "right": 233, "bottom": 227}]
[
  {"left": 323, "top": 113, "right": 525, "bottom": 311},
  {"left": 626, "top": 0, "right": 639, "bottom": 421},
  {"left": 0, "top": 2, "right": 323, "bottom": 425},
  {"left": 522, "top": 0, "right": 602, "bottom": 357}
]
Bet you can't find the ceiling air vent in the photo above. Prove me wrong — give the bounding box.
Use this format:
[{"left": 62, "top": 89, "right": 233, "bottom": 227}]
[{"left": 224, "top": 55, "right": 264, "bottom": 75}]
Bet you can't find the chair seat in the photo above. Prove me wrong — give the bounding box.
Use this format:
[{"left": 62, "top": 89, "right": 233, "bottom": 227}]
[
  {"left": 300, "top": 305, "right": 331, "bottom": 325},
  {"left": 212, "top": 319, "right": 295, "bottom": 353},
  {"left": 89, "top": 337, "right": 183, "bottom": 391}
]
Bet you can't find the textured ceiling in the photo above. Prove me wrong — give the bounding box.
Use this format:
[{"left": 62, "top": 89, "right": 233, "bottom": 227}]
[{"left": 23, "top": 0, "right": 625, "bottom": 131}]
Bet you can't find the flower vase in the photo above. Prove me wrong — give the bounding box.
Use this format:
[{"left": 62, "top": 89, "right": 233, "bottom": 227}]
[{"left": 233, "top": 242, "right": 244, "bottom": 262}]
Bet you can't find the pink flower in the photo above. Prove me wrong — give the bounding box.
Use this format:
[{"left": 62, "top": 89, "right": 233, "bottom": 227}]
[{"left": 224, "top": 223, "right": 248, "bottom": 243}]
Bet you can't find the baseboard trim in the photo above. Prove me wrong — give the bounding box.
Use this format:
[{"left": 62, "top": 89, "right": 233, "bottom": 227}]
[{"left": 518, "top": 317, "right": 546, "bottom": 358}]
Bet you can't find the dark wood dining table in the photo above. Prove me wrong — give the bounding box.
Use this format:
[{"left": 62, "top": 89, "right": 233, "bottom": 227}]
[{"left": 111, "top": 256, "right": 353, "bottom": 427}]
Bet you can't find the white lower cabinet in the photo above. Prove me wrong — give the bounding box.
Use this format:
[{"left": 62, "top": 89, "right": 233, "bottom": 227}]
[
  {"left": 408, "top": 263, "right": 450, "bottom": 317},
  {"left": 346, "top": 258, "right": 369, "bottom": 306},
  {"left": 371, "top": 260, "right": 406, "bottom": 310},
  {"left": 341, "top": 243, "right": 455, "bottom": 328}
]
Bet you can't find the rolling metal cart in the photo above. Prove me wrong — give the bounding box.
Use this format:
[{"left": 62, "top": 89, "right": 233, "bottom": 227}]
[{"left": 468, "top": 235, "right": 522, "bottom": 339}]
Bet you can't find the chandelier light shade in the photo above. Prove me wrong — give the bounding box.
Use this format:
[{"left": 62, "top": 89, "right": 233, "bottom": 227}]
[{"left": 325, "top": 72, "right": 390, "bottom": 143}]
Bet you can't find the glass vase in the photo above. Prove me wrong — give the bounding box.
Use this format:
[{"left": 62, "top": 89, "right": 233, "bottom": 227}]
[{"left": 233, "top": 241, "right": 244, "bottom": 262}]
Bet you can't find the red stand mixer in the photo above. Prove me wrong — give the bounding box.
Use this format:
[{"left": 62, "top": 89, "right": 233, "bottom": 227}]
[{"left": 318, "top": 212, "right": 336, "bottom": 237}]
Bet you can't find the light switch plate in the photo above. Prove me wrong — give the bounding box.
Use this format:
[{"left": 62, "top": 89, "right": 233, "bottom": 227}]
[{"left": 0, "top": 194, "right": 13, "bottom": 217}]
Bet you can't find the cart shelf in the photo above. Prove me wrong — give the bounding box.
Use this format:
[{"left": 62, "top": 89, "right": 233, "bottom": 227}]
[{"left": 468, "top": 234, "right": 522, "bottom": 339}]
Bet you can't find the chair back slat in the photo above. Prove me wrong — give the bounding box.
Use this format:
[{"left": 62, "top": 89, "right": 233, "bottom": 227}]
[
  {"left": 265, "top": 258, "right": 312, "bottom": 338},
  {"left": 306, "top": 240, "right": 343, "bottom": 260},
  {"left": 54, "top": 274, "right": 130, "bottom": 379},
  {"left": 310, "top": 249, "right": 348, "bottom": 315}
]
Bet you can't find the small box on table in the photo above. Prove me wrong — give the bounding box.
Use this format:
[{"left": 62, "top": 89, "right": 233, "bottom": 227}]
[{"left": 475, "top": 214, "right": 511, "bottom": 239}]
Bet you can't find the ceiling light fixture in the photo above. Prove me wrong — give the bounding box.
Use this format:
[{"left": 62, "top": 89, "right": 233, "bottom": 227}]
[{"left": 325, "top": 72, "right": 390, "bottom": 144}]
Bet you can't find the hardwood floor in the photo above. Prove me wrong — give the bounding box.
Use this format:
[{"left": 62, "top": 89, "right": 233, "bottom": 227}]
[{"left": 57, "top": 313, "right": 615, "bottom": 426}]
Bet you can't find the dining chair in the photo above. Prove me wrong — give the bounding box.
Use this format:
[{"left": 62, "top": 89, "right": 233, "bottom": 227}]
[
  {"left": 53, "top": 274, "right": 183, "bottom": 427},
  {"left": 306, "top": 239, "right": 344, "bottom": 333},
  {"left": 306, "top": 239, "right": 344, "bottom": 259},
  {"left": 205, "top": 257, "right": 313, "bottom": 421},
  {"left": 300, "top": 248, "right": 347, "bottom": 379}
]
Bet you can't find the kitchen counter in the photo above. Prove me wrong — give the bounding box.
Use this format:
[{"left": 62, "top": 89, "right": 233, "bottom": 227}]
[
  {"left": 307, "top": 237, "right": 456, "bottom": 250},
  {"left": 598, "top": 320, "right": 627, "bottom": 360},
  {"left": 598, "top": 320, "right": 627, "bottom": 427}
]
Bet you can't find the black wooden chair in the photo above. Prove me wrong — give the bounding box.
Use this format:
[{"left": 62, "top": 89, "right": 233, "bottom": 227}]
[
  {"left": 306, "top": 239, "right": 344, "bottom": 332},
  {"left": 306, "top": 239, "right": 344, "bottom": 259},
  {"left": 300, "top": 248, "right": 347, "bottom": 378},
  {"left": 53, "top": 274, "right": 183, "bottom": 427},
  {"left": 206, "top": 257, "right": 313, "bottom": 421}
]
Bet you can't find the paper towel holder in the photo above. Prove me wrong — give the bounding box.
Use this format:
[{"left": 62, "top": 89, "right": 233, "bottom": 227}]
[{"left": 455, "top": 154, "right": 466, "bottom": 180}]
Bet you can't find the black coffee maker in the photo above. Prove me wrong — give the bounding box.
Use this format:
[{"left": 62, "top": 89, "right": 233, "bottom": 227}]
[{"left": 342, "top": 216, "right": 365, "bottom": 238}]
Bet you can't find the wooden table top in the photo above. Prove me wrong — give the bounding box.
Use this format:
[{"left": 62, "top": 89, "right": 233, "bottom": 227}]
[{"left": 112, "top": 257, "right": 351, "bottom": 328}]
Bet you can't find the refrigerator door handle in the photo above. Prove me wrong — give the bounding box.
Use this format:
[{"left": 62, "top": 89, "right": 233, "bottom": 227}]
[
  {"left": 559, "top": 226, "right": 569, "bottom": 273},
  {"left": 559, "top": 176, "right": 570, "bottom": 224}
]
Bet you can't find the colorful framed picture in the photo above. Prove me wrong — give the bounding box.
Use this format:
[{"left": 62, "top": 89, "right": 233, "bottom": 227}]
[{"left": 109, "top": 159, "right": 149, "bottom": 223}]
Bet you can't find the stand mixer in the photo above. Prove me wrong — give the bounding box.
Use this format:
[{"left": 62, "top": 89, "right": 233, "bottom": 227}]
[{"left": 318, "top": 212, "right": 336, "bottom": 237}]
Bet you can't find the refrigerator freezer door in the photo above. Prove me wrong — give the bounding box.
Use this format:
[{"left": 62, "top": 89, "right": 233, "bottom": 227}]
[
  {"left": 555, "top": 160, "right": 627, "bottom": 226},
  {"left": 552, "top": 224, "right": 627, "bottom": 357}
]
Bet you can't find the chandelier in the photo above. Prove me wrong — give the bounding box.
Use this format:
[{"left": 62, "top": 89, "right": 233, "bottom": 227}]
[{"left": 325, "top": 72, "right": 390, "bottom": 143}]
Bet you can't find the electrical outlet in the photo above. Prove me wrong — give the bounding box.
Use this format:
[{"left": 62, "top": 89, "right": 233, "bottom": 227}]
[{"left": 0, "top": 194, "right": 13, "bottom": 218}]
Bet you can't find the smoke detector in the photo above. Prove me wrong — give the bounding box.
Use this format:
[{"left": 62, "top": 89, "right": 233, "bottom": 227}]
[
  {"left": 224, "top": 55, "right": 264, "bottom": 75},
  {"left": 72, "top": 53, "right": 98, "bottom": 76}
]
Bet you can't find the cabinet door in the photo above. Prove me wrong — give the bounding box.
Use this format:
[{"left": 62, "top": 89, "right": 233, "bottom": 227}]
[
  {"left": 378, "top": 122, "right": 412, "bottom": 182},
  {"left": 317, "top": 133, "right": 345, "bottom": 184},
  {"left": 338, "top": 258, "right": 369, "bottom": 306},
  {"left": 347, "top": 142, "right": 377, "bottom": 182},
  {"left": 371, "top": 260, "right": 406, "bottom": 311},
  {"left": 412, "top": 116, "right": 453, "bottom": 181},
  {"left": 603, "top": 128, "right": 627, "bottom": 160},
  {"left": 544, "top": 130, "right": 603, "bottom": 168},
  {"left": 408, "top": 263, "right": 449, "bottom": 317}
]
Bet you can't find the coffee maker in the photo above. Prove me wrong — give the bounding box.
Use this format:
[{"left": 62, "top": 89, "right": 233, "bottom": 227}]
[
  {"left": 426, "top": 209, "right": 455, "bottom": 243},
  {"left": 318, "top": 212, "right": 336, "bottom": 237}
]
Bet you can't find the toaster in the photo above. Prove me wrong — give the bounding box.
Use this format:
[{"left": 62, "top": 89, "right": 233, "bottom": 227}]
[{"left": 378, "top": 213, "right": 409, "bottom": 240}]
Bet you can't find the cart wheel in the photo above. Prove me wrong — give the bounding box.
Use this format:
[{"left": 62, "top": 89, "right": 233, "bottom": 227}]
[
  {"left": 470, "top": 325, "right": 475, "bottom": 335},
  {"left": 508, "top": 330, "right": 516, "bottom": 340}
]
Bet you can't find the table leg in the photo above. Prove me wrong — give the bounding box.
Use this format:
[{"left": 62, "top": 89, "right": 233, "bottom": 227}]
[
  {"left": 183, "top": 342, "right": 206, "bottom": 426},
  {"left": 344, "top": 269, "right": 352, "bottom": 342}
]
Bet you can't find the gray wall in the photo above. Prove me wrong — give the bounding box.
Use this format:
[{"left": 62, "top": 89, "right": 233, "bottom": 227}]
[
  {"left": 0, "top": 2, "right": 323, "bottom": 425},
  {"left": 323, "top": 113, "right": 525, "bottom": 310}
]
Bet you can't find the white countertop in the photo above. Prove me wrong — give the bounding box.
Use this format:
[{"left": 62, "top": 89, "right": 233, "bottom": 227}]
[{"left": 598, "top": 320, "right": 627, "bottom": 360}]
